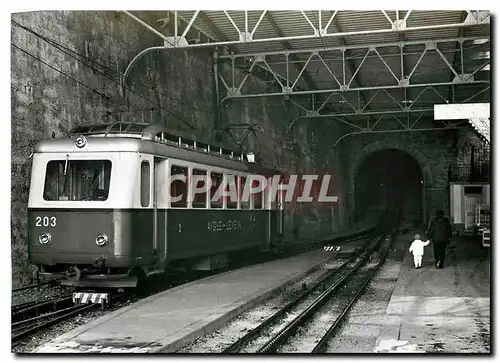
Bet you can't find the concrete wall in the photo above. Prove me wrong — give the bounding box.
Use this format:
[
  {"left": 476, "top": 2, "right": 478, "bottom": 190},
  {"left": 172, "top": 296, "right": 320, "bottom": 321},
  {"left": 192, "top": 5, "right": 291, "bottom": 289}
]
[{"left": 11, "top": 11, "right": 347, "bottom": 285}]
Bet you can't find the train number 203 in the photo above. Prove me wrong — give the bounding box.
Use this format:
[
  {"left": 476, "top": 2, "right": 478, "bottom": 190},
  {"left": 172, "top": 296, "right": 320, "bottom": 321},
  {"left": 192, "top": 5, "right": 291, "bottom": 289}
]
[{"left": 35, "top": 216, "right": 57, "bottom": 227}]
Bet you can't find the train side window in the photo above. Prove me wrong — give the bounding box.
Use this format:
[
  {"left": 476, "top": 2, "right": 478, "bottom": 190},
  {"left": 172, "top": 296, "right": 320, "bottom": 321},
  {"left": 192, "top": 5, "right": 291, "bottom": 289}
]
[
  {"left": 210, "top": 172, "right": 223, "bottom": 209},
  {"left": 140, "top": 161, "right": 150, "bottom": 207},
  {"left": 240, "top": 176, "right": 250, "bottom": 209},
  {"left": 192, "top": 169, "right": 207, "bottom": 209},
  {"left": 252, "top": 178, "right": 263, "bottom": 209},
  {"left": 226, "top": 174, "right": 238, "bottom": 209},
  {"left": 171, "top": 165, "right": 188, "bottom": 208}
]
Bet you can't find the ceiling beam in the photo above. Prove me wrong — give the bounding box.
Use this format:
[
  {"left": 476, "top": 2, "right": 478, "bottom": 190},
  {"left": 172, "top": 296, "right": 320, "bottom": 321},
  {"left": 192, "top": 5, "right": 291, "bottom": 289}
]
[
  {"left": 265, "top": 12, "right": 319, "bottom": 91},
  {"left": 164, "top": 10, "right": 490, "bottom": 49},
  {"left": 321, "top": 18, "right": 369, "bottom": 114},
  {"left": 196, "top": 12, "right": 301, "bottom": 94},
  {"left": 448, "top": 11, "right": 468, "bottom": 103}
]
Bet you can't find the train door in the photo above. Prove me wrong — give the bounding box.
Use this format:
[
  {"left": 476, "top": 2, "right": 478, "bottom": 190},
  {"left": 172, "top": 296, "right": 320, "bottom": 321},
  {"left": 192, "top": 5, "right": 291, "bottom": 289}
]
[
  {"left": 270, "top": 181, "right": 284, "bottom": 246},
  {"left": 276, "top": 184, "right": 284, "bottom": 237},
  {"left": 154, "top": 157, "right": 168, "bottom": 267}
]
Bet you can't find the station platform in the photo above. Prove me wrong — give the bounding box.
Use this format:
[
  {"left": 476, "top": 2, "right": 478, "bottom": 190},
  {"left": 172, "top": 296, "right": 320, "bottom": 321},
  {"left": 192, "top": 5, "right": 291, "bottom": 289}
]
[
  {"left": 374, "top": 235, "right": 491, "bottom": 353},
  {"left": 34, "top": 237, "right": 368, "bottom": 353}
]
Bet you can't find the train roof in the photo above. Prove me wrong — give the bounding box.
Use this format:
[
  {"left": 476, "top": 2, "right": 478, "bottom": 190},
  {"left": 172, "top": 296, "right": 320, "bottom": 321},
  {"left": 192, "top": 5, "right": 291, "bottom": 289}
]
[{"left": 33, "top": 122, "right": 281, "bottom": 176}]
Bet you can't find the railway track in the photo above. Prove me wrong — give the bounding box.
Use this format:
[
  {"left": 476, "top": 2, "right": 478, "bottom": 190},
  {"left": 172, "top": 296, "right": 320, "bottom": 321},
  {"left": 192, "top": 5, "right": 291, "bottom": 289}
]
[
  {"left": 11, "top": 267, "right": 196, "bottom": 349},
  {"left": 277, "top": 230, "right": 374, "bottom": 257},
  {"left": 12, "top": 295, "right": 74, "bottom": 323},
  {"left": 222, "top": 231, "right": 394, "bottom": 353},
  {"left": 12, "top": 302, "right": 95, "bottom": 344}
]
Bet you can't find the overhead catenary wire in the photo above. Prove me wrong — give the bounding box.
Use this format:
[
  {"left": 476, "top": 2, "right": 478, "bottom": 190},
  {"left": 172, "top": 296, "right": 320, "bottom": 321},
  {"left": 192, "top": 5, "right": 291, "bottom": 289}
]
[
  {"left": 11, "top": 21, "right": 197, "bottom": 130},
  {"left": 11, "top": 19, "right": 214, "bottom": 121},
  {"left": 11, "top": 43, "right": 110, "bottom": 99}
]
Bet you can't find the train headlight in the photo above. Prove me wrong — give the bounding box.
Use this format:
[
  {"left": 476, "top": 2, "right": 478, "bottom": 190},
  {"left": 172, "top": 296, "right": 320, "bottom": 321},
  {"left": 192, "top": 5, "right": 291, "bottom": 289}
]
[
  {"left": 75, "top": 135, "right": 87, "bottom": 148},
  {"left": 38, "top": 233, "right": 51, "bottom": 245},
  {"left": 96, "top": 234, "right": 108, "bottom": 246}
]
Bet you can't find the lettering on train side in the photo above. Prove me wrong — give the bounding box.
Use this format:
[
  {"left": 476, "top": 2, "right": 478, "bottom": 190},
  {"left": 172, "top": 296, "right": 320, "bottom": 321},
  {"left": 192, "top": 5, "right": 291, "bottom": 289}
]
[{"left": 207, "top": 220, "right": 243, "bottom": 232}]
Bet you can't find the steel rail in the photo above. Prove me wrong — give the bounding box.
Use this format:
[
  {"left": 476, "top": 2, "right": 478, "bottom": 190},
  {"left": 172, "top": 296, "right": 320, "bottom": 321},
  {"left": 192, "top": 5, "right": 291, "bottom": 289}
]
[
  {"left": 12, "top": 304, "right": 95, "bottom": 344},
  {"left": 12, "top": 296, "right": 73, "bottom": 323},
  {"left": 223, "top": 258, "right": 353, "bottom": 353},
  {"left": 222, "top": 233, "right": 383, "bottom": 353},
  {"left": 279, "top": 230, "right": 373, "bottom": 256},
  {"left": 11, "top": 293, "right": 131, "bottom": 344},
  {"left": 311, "top": 233, "right": 393, "bottom": 353},
  {"left": 256, "top": 234, "right": 388, "bottom": 353}
]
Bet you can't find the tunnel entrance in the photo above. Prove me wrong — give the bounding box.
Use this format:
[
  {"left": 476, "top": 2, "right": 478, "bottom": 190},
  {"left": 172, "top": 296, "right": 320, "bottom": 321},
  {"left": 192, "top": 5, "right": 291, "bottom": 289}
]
[{"left": 354, "top": 148, "right": 423, "bottom": 227}]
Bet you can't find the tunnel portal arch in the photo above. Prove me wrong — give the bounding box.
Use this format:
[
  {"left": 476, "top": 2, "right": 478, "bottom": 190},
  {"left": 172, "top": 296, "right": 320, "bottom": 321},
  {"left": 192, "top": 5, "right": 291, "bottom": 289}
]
[{"left": 352, "top": 147, "right": 429, "bottom": 227}]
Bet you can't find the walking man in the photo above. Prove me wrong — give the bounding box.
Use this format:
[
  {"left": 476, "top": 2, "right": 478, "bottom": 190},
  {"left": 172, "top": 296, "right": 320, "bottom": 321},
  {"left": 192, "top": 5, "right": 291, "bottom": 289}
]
[{"left": 427, "top": 210, "right": 452, "bottom": 269}]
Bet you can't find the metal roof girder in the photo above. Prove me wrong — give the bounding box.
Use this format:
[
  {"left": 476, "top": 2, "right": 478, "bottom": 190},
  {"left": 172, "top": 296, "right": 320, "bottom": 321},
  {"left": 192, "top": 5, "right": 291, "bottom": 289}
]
[
  {"left": 399, "top": 78, "right": 410, "bottom": 87},
  {"left": 226, "top": 87, "right": 242, "bottom": 97},
  {"left": 124, "top": 10, "right": 490, "bottom": 49},
  {"left": 223, "top": 79, "right": 489, "bottom": 100},
  {"left": 381, "top": 10, "right": 409, "bottom": 31},
  {"left": 464, "top": 11, "right": 490, "bottom": 25},
  {"left": 453, "top": 74, "right": 474, "bottom": 84},
  {"left": 163, "top": 37, "right": 189, "bottom": 47},
  {"left": 163, "top": 10, "right": 200, "bottom": 48},
  {"left": 290, "top": 52, "right": 317, "bottom": 91},
  {"left": 372, "top": 47, "right": 401, "bottom": 84},
  {"left": 287, "top": 106, "right": 437, "bottom": 133},
  {"left": 392, "top": 19, "right": 407, "bottom": 31},
  {"left": 218, "top": 36, "right": 485, "bottom": 60},
  {"left": 462, "top": 86, "right": 490, "bottom": 103}
]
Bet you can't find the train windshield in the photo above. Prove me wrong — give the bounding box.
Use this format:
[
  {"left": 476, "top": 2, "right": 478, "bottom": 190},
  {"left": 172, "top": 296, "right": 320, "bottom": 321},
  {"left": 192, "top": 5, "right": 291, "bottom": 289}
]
[{"left": 43, "top": 159, "right": 111, "bottom": 201}]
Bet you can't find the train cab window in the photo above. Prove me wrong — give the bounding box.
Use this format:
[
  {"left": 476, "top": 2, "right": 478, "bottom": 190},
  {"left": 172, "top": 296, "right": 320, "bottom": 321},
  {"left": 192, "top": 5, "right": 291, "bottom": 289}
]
[
  {"left": 90, "top": 124, "right": 108, "bottom": 133},
  {"left": 43, "top": 159, "right": 111, "bottom": 201},
  {"left": 192, "top": 169, "right": 207, "bottom": 208},
  {"left": 252, "top": 178, "right": 263, "bottom": 209},
  {"left": 171, "top": 165, "right": 188, "bottom": 208},
  {"left": 140, "top": 161, "right": 150, "bottom": 207},
  {"left": 210, "top": 172, "right": 223, "bottom": 209},
  {"left": 240, "top": 176, "right": 250, "bottom": 210},
  {"left": 226, "top": 175, "right": 238, "bottom": 209}
]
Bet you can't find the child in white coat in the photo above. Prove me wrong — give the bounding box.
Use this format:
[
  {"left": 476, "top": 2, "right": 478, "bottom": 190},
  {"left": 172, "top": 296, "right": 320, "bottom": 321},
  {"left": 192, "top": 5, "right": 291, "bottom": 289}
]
[{"left": 409, "top": 234, "right": 430, "bottom": 269}]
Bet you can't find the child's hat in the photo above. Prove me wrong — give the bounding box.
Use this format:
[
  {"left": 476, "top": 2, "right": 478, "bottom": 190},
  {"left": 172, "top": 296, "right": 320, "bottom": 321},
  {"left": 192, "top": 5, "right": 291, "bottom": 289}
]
[{"left": 414, "top": 233, "right": 420, "bottom": 240}]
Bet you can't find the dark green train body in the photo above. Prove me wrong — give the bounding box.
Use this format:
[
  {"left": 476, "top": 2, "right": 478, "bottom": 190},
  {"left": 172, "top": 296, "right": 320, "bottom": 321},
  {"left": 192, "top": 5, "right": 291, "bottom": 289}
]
[
  {"left": 27, "top": 123, "right": 284, "bottom": 288},
  {"left": 28, "top": 208, "right": 276, "bottom": 268}
]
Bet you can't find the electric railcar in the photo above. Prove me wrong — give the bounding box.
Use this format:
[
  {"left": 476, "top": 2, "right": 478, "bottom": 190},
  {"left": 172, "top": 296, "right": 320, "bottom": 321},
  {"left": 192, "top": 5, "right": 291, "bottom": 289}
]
[{"left": 27, "top": 122, "right": 284, "bottom": 288}]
